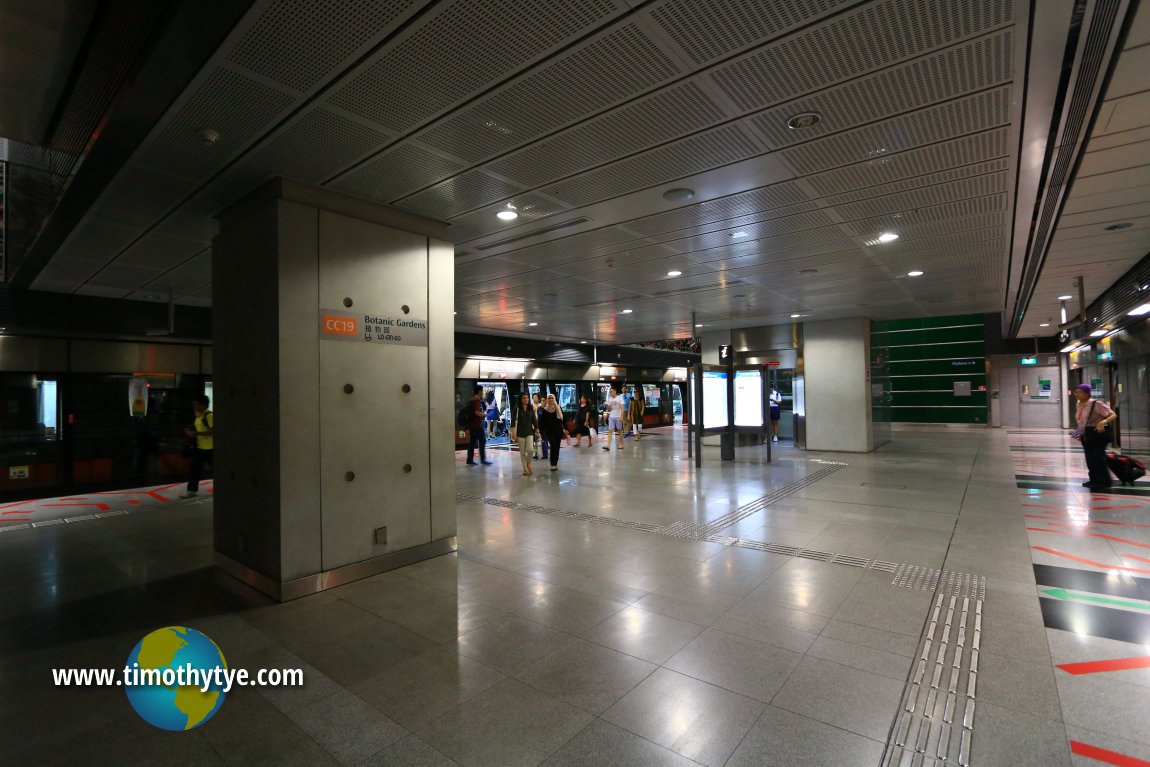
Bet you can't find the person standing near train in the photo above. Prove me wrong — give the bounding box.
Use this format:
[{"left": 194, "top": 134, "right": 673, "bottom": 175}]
[
  {"left": 539, "top": 394, "right": 568, "bottom": 471},
  {"left": 603, "top": 387, "right": 626, "bottom": 451}
]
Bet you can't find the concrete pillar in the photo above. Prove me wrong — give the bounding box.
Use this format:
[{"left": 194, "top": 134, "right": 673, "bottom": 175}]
[
  {"left": 804, "top": 318, "right": 875, "bottom": 452},
  {"left": 211, "top": 179, "right": 455, "bottom": 601}
]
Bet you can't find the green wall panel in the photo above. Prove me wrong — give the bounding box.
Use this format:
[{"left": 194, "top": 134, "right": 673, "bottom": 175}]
[{"left": 871, "top": 314, "right": 987, "bottom": 425}]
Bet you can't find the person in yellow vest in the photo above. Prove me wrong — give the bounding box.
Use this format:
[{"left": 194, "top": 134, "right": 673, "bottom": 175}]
[{"left": 180, "top": 395, "right": 213, "bottom": 498}]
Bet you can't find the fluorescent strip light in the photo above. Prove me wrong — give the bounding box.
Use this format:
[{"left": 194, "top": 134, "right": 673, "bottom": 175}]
[{"left": 1129, "top": 303, "right": 1150, "bottom": 316}]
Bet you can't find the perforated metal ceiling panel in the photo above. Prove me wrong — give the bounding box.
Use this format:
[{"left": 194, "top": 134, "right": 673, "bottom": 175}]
[{"left": 31, "top": 0, "right": 1137, "bottom": 344}]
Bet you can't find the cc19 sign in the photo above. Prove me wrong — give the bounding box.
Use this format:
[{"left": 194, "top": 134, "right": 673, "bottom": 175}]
[{"left": 319, "top": 308, "right": 429, "bottom": 347}]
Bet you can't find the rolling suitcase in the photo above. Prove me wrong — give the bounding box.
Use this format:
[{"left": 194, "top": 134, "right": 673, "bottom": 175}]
[{"left": 1107, "top": 453, "right": 1146, "bottom": 485}]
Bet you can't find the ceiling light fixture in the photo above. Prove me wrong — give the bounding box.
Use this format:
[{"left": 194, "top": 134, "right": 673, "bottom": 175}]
[
  {"left": 667, "top": 270, "right": 682, "bottom": 277},
  {"left": 528, "top": 322, "right": 538, "bottom": 327},
  {"left": 907, "top": 270, "right": 924, "bottom": 277},
  {"left": 730, "top": 231, "right": 748, "bottom": 238},
  {"left": 1090, "top": 329, "right": 1108, "bottom": 337},
  {"left": 786, "top": 112, "right": 821, "bottom": 130},
  {"left": 497, "top": 203, "right": 518, "bottom": 221},
  {"left": 621, "top": 309, "right": 633, "bottom": 314},
  {"left": 695, "top": 323, "right": 703, "bottom": 328},
  {"left": 790, "top": 313, "right": 801, "bottom": 318},
  {"left": 1039, "top": 322, "right": 1050, "bottom": 327},
  {"left": 1057, "top": 294, "right": 1073, "bottom": 300},
  {"left": 1129, "top": 303, "right": 1150, "bottom": 316},
  {"left": 1060, "top": 342, "right": 1082, "bottom": 353},
  {"left": 877, "top": 232, "right": 899, "bottom": 243},
  {"left": 662, "top": 188, "right": 695, "bottom": 202}
]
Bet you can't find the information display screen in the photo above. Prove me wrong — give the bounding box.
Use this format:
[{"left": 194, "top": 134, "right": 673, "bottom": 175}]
[
  {"left": 733, "top": 369, "right": 763, "bottom": 427},
  {"left": 702, "top": 370, "right": 729, "bottom": 430}
]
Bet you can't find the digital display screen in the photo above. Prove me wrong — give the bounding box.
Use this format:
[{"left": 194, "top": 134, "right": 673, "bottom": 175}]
[
  {"left": 702, "top": 370, "right": 728, "bottom": 429},
  {"left": 733, "top": 369, "right": 762, "bottom": 427}
]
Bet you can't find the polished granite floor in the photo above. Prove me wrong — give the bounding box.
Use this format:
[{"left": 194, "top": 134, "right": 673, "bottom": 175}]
[{"left": 1, "top": 426, "right": 1148, "bottom": 766}]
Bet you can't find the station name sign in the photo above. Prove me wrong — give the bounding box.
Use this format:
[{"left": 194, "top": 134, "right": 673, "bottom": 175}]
[{"left": 319, "top": 309, "right": 428, "bottom": 347}]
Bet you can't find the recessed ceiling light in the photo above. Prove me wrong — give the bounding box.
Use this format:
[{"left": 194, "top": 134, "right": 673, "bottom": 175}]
[
  {"left": 621, "top": 309, "right": 633, "bottom": 314},
  {"left": 1039, "top": 323, "right": 1051, "bottom": 327},
  {"left": 877, "top": 232, "right": 899, "bottom": 243},
  {"left": 1058, "top": 295, "right": 1073, "bottom": 300},
  {"left": 730, "top": 231, "right": 748, "bottom": 238},
  {"left": 497, "top": 203, "right": 518, "bottom": 221},
  {"left": 1129, "top": 303, "right": 1150, "bottom": 316},
  {"left": 786, "top": 112, "right": 821, "bottom": 130},
  {"left": 528, "top": 322, "right": 538, "bottom": 327},
  {"left": 695, "top": 323, "right": 703, "bottom": 328},
  {"left": 790, "top": 314, "right": 801, "bottom": 318},
  {"left": 667, "top": 270, "right": 682, "bottom": 277},
  {"left": 907, "top": 270, "right": 924, "bottom": 277},
  {"left": 1105, "top": 222, "right": 1133, "bottom": 231},
  {"left": 662, "top": 188, "right": 695, "bottom": 202}
]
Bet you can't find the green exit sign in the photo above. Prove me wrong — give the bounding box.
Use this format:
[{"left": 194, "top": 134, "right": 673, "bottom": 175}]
[{"left": 1020, "top": 357, "right": 1038, "bottom": 366}]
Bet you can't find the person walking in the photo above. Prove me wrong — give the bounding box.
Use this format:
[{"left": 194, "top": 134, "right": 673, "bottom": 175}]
[
  {"left": 485, "top": 392, "right": 499, "bottom": 439},
  {"left": 180, "top": 395, "right": 213, "bottom": 498},
  {"left": 628, "top": 387, "right": 646, "bottom": 441},
  {"left": 603, "top": 387, "right": 626, "bottom": 450},
  {"left": 540, "top": 394, "right": 568, "bottom": 471},
  {"left": 574, "top": 395, "right": 594, "bottom": 446},
  {"left": 511, "top": 391, "right": 539, "bottom": 475},
  {"left": 769, "top": 386, "right": 782, "bottom": 442},
  {"left": 1071, "top": 383, "right": 1117, "bottom": 490},
  {"left": 532, "top": 392, "right": 548, "bottom": 461},
  {"left": 466, "top": 387, "right": 493, "bottom": 466}
]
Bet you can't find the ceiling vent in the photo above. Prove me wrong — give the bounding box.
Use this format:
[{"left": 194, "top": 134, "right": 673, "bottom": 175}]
[{"left": 476, "top": 217, "right": 591, "bottom": 250}]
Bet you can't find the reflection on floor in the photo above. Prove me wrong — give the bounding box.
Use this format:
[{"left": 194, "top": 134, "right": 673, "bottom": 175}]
[{"left": 0, "top": 427, "right": 1147, "bottom": 765}]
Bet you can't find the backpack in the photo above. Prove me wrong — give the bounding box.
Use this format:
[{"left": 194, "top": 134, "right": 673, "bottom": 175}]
[{"left": 458, "top": 402, "right": 473, "bottom": 428}]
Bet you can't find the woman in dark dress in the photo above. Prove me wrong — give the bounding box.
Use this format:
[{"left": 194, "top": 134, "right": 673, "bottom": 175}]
[
  {"left": 539, "top": 394, "right": 568, "bottom": 471},
  {"left": 573, "top": 395, "right": 593, "bottom": 447}
]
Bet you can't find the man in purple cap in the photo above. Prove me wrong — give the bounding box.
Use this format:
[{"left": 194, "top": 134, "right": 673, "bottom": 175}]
[{"left": 1071, "top": 383, "right": 1117, "bottom": 489}]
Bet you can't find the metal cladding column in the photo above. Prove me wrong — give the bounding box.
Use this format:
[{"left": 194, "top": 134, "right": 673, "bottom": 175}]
[
  {"left": 803, "top": 317, "right": 875, "bottom": 452},
  {"left": 210, "top": 179, "right": 456, "bottom": 602}
]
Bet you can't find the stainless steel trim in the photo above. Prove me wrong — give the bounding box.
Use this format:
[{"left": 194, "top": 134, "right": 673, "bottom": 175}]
[{"left": 214, "top": 536, "right": 459, "bottom": 602}]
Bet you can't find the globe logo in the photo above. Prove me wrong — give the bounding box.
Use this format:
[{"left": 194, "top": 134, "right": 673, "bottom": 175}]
[{"left": 124, "top": 626, "right": 228, "bottom": 731}]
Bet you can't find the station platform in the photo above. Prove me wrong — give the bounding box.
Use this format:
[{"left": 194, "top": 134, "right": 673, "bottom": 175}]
[{"left": 1, "top": 426, "right": 1149, "bottom": 766}]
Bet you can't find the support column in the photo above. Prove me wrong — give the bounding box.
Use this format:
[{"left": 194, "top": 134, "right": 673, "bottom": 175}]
[
  {"left": 211, "top": 179, "right": 456, "bottom": 601},
  {"left": 804, "top": 318, "right": 875, "bottom": 452}
]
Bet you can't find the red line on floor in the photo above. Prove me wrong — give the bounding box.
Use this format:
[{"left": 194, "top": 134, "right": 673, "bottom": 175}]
[
  {"left": 1070, "top": 740, "right": 1150, "bottom": 766},
  {"left": 1058, "top": 656, "right": 1150, "bottom": 675},
  {"left": 1027, "top": 528, "right": 1150, "bottom": 550},
  {"left": 1120, "top": 553, "right": 1150, "bottom": 565},
  {"left": 1032, "top": 546, "right": 1150, "bottom": 576},
  {"left": 41, "top": 502, "right": 112, "bottom": 511}
]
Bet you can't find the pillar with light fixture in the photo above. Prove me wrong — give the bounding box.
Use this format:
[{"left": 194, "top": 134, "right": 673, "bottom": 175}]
[{"left": 210, "top": 179, "right": 456, "bottom": 601}]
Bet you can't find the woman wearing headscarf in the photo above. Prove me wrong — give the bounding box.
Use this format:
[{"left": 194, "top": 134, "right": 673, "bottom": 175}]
[
  {"left": 1071, "top": 383, "right": 1117, "bottom": 490},
  {"left": 539, "top": 394, "right": 568, "bottom": 471}
]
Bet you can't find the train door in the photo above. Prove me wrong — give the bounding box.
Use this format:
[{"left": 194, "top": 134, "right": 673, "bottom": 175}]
[
  {"left": 669, "top": 383, "right": 685, "bottom": 424},
  {"left": 479, "top": 381, "right": 511, "bottom": 445}
]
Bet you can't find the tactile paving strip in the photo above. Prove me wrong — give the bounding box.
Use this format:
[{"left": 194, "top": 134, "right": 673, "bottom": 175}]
[
  {"left": 883, "top": 593, "right": 984, "bottom": 767},
  {"left": 457, "top": 493, "right": 948, "bottom": 579}
]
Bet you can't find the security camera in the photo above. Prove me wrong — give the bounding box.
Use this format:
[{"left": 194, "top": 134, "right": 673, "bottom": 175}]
[{"left": 1059, "top": 330, "right": 1069, "bottom": 342}]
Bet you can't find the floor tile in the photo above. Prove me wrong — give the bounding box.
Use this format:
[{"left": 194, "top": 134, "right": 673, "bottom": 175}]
[
  {"left": 359, "top": 734, "right": 463, "bottom": 766},
  {"left": 724, "top": 705, "right": 886, "bottom": 767},
  {"left": 805, "top": 635, "right": 914, "bottom": 681},
  {"left": 514, "top": 637, "right": 656, "bottom": 715},
  {"left": 664, "top": 627, "right": 803, "bottom": 702},
  {"left": 771, "top": 656, "right": 905, "bottom": 741},
  {"left": 580, "top": 605, "right": 705, "bottom": 664},
  {"left": 455, "top": 616, "right": 580, "bottom": 677},
  {"left": 1056, "top": 673, "right": 1150, "bottom": 746},
  {"left": 351, "top": 645, "right": 506, "bottom": 731},
  {"left": 542, "top": 719, "right": 700, "bottom": 767},
  {"left": 977, "top": 652, "right": 1064, "bottom": 722},
  {"left": 601, "top": 667, "right": 765, "bottom": 767},
  {"left": 416, "top": 678, "right": 592, "bottom": 767},
  {"left": 287, "top": 689, "right": 407, "bottom": 765},
  {"left": 974, "top": 701, "right": 1071, "bottom": 767}
]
